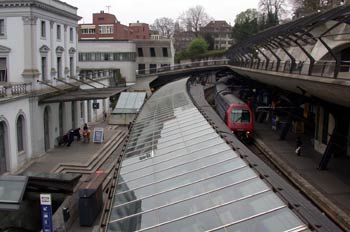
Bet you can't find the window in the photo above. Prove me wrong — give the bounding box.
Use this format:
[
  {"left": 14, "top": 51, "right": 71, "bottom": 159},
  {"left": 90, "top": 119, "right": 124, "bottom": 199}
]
[
  {"left": 81, "top": 28, "right": 96, "bottom": 34},
  {"left": 57, "top": 24, "right": 61, "bottom": 40},
  {"left": 78, "top": 52, "right": 136, "bottom": 62},
  {"left": 41, "top": 20, "right": 46, "bottom": 38},
  {"left": 150, "top": 47, "right": 156, "bottom": 57},
  {"left": 99, "top": 25, "right": 114, "bottom": 34},
  {"left": 57, "top": 57, "right": 62, "bottom": 78},
  {"left": 162, "top": 47, "right": 168, "bottom": 57},
  {"left": 138, "top": 48, "right": 143, "bottom": 57},
  {"left": 138, "top": 64, "right": 145, "bottom": 75},
  {"left": 70, "top": 27, "right": 73, "bottom": 41},
  {"left": 41, "top": 57, "right": 47, "bottom": 81},
  {"left": 69, "top": 57, "right": 74, "bottom": 77},
  {"left": 231, "top": 109, "right": 250, "bottom": 123},
  {"left": 0, "top": 19, "right": 5, "bottom": 36},
  {"left": 0, "top": 58, "right": 7, "bottom": 82},
  {"left": 150, "top": 64, "right": 157, "bottom": 73},
  {"left": 17, "top": 116, "right": 24, "bottom": 152}
]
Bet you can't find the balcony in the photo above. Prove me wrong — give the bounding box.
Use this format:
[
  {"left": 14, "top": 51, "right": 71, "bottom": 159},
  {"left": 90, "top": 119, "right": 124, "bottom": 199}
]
[{"left": 0, "top": 82, "right": 31, "bottom": 100}]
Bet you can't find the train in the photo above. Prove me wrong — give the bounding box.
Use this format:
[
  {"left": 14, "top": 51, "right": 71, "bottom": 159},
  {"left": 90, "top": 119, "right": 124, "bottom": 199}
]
[{"left": 215, "top": 77, "right": 254, "bottom": 141}]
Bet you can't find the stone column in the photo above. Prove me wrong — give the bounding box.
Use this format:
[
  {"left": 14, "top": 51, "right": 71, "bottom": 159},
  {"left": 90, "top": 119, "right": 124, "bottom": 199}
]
[
  {"left": 64, "top": 25, "right": 69, "bottom": 79},
  {"left": 22, "top": 16, "right": 40, "bottom": 80},
  {"left": 50, "top": 21, "right": 56, "bottom": 80}
]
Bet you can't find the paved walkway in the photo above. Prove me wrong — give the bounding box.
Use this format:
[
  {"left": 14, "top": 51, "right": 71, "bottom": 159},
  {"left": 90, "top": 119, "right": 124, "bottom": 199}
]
[
  {"left": 254, "top": 121, "right": 350, "bottom": 228},
  {"left": 18, "top": 121, "right": 122, "bottom": 174}
]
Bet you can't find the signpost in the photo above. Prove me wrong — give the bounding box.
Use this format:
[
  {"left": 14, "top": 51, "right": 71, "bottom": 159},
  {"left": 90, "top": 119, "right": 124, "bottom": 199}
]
[
  {"left": 40, "top": 194, "right": 53, "bottom": 232},
  {"left": 93, "top": 127, "right": 104, "bottom": 143}
]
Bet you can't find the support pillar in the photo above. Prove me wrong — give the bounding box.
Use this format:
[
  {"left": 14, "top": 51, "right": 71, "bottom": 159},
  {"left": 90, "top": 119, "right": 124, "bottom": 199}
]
[{"left": 22, "top": 16, "right": 40, "bottom": 81}]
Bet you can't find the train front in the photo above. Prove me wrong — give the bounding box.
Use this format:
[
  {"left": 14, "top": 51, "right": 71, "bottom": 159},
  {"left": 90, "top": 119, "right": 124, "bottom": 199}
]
[{"left": 226, "top": 105, "right": 254, "bottom": 141}]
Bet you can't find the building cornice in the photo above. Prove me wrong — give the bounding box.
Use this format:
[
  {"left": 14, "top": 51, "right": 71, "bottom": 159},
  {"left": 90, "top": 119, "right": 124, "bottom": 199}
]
[
  {"left": 0, "top": 45, "right": 11, "bottom": 53},
  {"left": 0, "top": 0, "right": 81, "bottom": 21}
]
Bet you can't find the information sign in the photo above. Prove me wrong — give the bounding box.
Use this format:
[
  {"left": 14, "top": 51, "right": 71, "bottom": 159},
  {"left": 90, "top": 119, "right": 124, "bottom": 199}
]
[
  {"left": 93, "top": 127, "right": 104, "bottom": 143},
  {"left": 40, "top": 194, "right": 53, "bottom": 232}
]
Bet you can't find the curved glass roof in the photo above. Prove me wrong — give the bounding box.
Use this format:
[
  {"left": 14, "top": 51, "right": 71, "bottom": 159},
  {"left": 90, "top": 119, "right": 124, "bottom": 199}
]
[{"left": 106, "top": 78, "right": 309, "bottom": 232}]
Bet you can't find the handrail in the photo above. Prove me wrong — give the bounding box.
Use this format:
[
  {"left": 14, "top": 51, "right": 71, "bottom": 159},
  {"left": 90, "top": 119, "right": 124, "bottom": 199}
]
[
  {"left": 230, "top": 59, "right": 350, "bottom": 79},
  {"left": 136, "top": 59, "right": 229, "bottom": 76}
]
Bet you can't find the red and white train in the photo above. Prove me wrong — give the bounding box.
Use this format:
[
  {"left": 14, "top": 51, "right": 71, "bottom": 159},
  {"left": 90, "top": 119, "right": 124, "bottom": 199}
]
[{"left": 215, "top": 77, "right": 254, "bottom": 140}]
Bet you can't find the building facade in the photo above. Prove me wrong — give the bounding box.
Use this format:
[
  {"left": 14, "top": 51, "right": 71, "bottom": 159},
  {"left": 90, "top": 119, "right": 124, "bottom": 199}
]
[
  {"left": 78, "top": 40, "right": 137, "bottom": 84},
  {"left": 173, "top": 31, "right": 196, "bottom": 53},
  {"left": 136, "top": 39, "right": 175, "bottom": 75},
  {"left": 78, "top": 12, "right": 150, "bottom": 41},
  {"left": 0, "top": 0, "right": 112, "bottom": 174},
  {"left": 200, "top": 20, "right": 234, "bottom": 50}
]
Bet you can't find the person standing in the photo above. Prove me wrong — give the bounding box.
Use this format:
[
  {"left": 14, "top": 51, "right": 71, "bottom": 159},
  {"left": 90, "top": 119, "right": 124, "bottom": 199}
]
[
  {"left": 295, "top": 137, "right": 302, "bottom": 156},
  {"left": 103, "top": 111, "right": 107, "bottom": 121}
]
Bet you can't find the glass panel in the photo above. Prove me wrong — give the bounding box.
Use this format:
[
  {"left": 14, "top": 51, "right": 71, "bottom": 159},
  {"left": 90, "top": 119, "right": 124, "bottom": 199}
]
[
  {"left": 159, "top": 194, "right": 214, "bottom": 223},
  {"left": 0, "top": 176, "right": 27, "bottom": 203},
  {"left": 209, "top": 178, "right": 270, "bottom": 206},
  {"left": 231, "top": 109, "right": 251, "bottom": 123},
  {"left": 225, "top": 207, "right": 306, "bottom": 232},
  {"left": 203, "top": 168, "right": 258, "bottom": 191},
  {"left": 108, "top": 210, "right": 158, "bottom": 231},
  {"left": 158, "top": 209, "right": 222, "bottom": 232},
  {"left": 215, "top": 191, "right": 285, "bottom": 224},
  {"left": 119, "top": 149, "right": 232, "bottom": 190}
]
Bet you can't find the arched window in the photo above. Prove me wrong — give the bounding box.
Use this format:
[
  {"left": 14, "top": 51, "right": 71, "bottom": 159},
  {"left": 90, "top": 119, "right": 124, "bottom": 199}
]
[
  {"left": 0, "top": 121, "right": 8, "bottom": 174},
  {"left": 17, "top": 115, "right": 24, "bottom": 152}
]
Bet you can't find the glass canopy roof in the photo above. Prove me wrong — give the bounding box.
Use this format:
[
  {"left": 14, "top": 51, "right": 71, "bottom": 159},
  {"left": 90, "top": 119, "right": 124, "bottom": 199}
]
[{"left": 107, "top": 78, "right": 309, "bottom": 232}]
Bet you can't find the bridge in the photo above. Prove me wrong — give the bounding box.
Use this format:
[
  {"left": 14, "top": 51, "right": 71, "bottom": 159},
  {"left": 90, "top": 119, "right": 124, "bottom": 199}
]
[{"left": 139, "top": 6, "right": 350, "bottom": 108}]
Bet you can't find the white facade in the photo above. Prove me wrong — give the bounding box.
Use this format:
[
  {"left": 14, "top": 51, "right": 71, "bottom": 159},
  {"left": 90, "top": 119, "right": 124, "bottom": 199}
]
[
  {"left": 77, "top": 40, "right": 137, "bottom": 84},
  {"left": 0, "top": 0, "right": 86, "bottom": 174},
  {"left": 136, "top": 39, "right": 175, "bottom": 75}
]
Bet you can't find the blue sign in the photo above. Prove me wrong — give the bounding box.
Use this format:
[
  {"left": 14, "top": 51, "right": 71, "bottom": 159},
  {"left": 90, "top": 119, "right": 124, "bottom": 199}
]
[{"left": 40, "top": 194, "right": 53, "bottom": 232}]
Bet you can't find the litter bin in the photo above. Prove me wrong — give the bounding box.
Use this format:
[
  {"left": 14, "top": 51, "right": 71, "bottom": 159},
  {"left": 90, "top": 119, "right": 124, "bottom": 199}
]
[{"left": 79, "top": 172, "right": 107, "bottom": 226}]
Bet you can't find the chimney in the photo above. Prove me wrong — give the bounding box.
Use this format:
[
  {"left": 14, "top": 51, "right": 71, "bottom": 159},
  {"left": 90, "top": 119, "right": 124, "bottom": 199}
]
[{"left": 100, "top": 10, "right": 104, "bottom": 14}]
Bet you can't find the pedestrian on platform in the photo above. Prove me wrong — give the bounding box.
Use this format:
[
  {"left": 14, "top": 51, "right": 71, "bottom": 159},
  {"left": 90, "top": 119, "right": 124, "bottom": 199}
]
[
  {"left": 103, "top": 111, "right": 107, "bottom": 121},
  {"left": 295, "top": 137, "right": 302, "bottom": 156},
  {"left": 67, "top": 129, "right": 75, "bottom": 147}
]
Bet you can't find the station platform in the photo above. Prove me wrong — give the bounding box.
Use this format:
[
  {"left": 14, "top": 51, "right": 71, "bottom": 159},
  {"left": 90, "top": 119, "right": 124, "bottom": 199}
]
[
  {"left": 14, "top": 120, "right": 128, "bottom": 232},
  {"left": 254, "top": 120, "right": 350, "bottom": 228},
  {"left": 17, "top": 121, "right": 127, "bottom": 174}
]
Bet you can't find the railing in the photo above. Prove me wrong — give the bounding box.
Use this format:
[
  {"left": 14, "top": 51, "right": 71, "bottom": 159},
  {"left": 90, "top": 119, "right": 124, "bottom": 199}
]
[
  {"left": 0, "top": 82, "right": 31, "bottom": 99},
  {"left": 230, "top": 59, "right": 350, "bottom": 79},
  {"left": 136, "top": 59, "right": 230, "bottom": 76}
]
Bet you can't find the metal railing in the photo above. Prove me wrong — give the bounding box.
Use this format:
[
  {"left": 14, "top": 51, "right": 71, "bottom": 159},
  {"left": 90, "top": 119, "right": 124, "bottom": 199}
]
[
  {"left": 230, "top": 59, "right": 350, "bottom": 79},
  {"left": 136, "top": 59, "right": 230, "bottom": 76}
]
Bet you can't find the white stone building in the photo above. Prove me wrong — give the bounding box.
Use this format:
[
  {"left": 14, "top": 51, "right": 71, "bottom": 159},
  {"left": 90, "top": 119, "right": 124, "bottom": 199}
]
[
  {"left": 0, "top": 0, "right": 119, "bottom": 175},
  {"left": 77, "top": 40, "right": 137, "bottom": 84},
  {"left": 136, "top": 39, "right": 175, "bottom": 75}
]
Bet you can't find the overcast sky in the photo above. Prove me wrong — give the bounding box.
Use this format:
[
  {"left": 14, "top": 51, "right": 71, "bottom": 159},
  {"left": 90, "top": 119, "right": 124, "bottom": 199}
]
[{"left": 64, "top": 0, "right": 259, "bottom": 26}]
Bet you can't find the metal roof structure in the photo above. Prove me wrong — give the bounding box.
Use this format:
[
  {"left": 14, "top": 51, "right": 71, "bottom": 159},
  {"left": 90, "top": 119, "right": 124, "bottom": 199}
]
[
  {"left": 40, "top": 87, "right": 128, "bottom": 103},
  {"left": 105, "top": 78, "right": 309, "bottom": 232},
  {"left": 112, "top": 92, "right": 146, "bottom": 115},
  {"left": 226, "top": 5, "right": 350, "bottom": 77}
]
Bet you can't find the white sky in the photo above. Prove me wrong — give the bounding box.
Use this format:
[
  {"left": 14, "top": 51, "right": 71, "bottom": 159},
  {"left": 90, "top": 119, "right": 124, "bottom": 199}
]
[{"left": 63, "top": 0, "right": 259, "bottom": 26}]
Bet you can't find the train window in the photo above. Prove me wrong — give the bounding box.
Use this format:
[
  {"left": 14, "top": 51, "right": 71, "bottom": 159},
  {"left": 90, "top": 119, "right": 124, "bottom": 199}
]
[{"left": 231, "top": 110, "right": 250, "bottom": 123}]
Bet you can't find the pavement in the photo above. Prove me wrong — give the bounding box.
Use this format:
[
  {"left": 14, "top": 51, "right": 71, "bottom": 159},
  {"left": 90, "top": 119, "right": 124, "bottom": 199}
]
[
  {"left": 17, "top": 121, "right": 123, "bottom": 174},
  {"left": 254, "top": 121, "right": 350, "bottom": 230}
]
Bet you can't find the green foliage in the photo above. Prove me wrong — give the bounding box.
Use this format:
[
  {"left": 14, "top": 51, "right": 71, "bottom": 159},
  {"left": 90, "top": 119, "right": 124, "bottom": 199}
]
[
  {"left": 188, "top": 37, "right": 209, "bottom": 56},
  {"left": 175, "top": 50, "right": 190, "bottom": 63},
  {"left": 203, "top": 33, "right": 215, "bottom": 50},
  {"left": 175, "top": 37, "right": 210, "bottom": 63},
  {"left": 232, "top": 9, "right": 259, "bottom": 43}
]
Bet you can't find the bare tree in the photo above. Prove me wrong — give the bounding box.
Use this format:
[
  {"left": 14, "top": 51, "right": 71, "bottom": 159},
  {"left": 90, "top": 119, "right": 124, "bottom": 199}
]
[
  {"left": 259, "top": 0, "right": 287, "bottom": 28},
  {"left": 178, "top": 5, "right": 213, "bottom": 35},
  {"left": 151, "top": 17, "right": 175, "bottom": 38}
]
